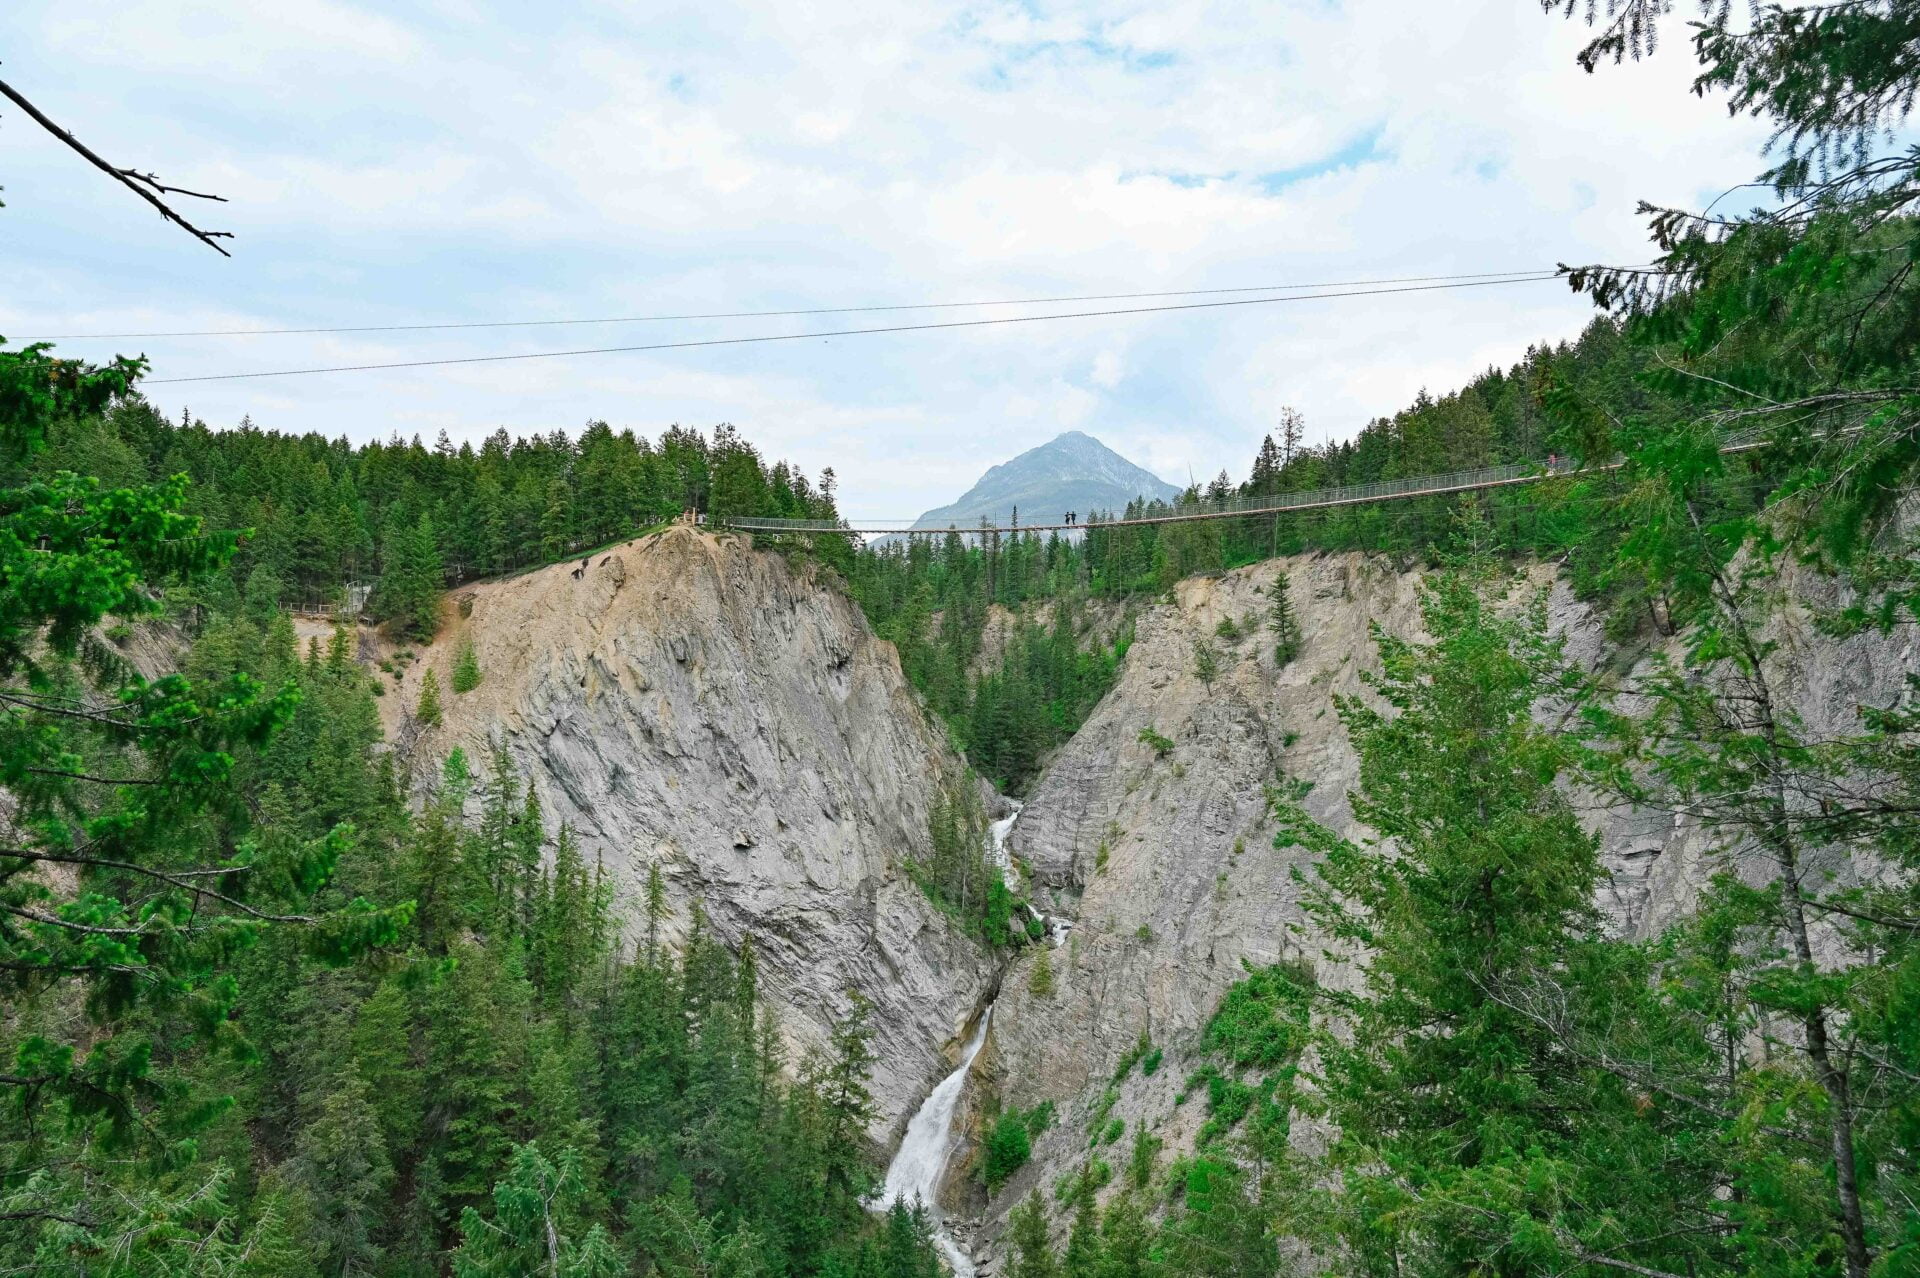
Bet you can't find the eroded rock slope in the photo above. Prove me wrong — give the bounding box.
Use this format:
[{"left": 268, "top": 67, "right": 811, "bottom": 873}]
[
  {"left": 975, "top": 549, "right": 1914, "bottom": 1257},
  {"left": 384, "top": 527, "right": 995, "bottom": 1140}
]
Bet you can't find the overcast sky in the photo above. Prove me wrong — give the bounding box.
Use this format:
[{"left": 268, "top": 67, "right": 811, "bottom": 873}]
[{"left": 1, "top": 1, "right": 1772, "bottom": 519}]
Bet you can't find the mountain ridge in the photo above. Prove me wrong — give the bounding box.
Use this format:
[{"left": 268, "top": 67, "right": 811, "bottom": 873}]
[{"left": 907, "top": 430, "right": 1180, "bottom": 530}]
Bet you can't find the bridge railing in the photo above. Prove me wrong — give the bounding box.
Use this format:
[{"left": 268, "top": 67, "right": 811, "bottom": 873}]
[
  {"left": 718, "top": 429, "right": 1769, "bottom": 536},
  {"left": 721, "top": 456, "right": 1583, "bottom": 535}
]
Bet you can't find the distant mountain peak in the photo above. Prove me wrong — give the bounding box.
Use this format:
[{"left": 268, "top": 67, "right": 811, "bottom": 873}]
[{"left": 907, "top": 432, "right": 1179, "bottom": 531}]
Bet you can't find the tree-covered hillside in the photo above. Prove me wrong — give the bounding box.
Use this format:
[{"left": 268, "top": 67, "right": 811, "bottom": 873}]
[
  {"left": 52, "top": 404, "right": 848, "bottom": 639},
  {"left": 5, "top": 3, "right": 1920, "bottom": 1276},
  {"left": 0, "top": 346, "right": 943, "bottom": 1277}
]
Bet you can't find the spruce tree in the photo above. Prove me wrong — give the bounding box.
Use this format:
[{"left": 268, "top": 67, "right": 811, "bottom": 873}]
[
  {"left": 1008, "top": 1191, "right": 1059, "bottom": 1278},
  {"left": 418, "top": 667, "right": 444, "bottom": 727},
  {"left": 1267, "top": 572, "right": 1301, "bottom": 667},
  {"left": 451, "top": 1143, "right": 621, "bottom": 1278},
  {"left": 452, "top": 636, "right": 482, "bottom": 693},
  {"left": 1028, "top": 948, "right": 1055, "bottom": 999},
  {"left": 1273, "top": 559, "right": 1722, "bottom": 1275}
]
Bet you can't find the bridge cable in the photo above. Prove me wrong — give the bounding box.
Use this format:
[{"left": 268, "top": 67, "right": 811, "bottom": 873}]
[
  {"left": 145, "top": 273, "right": 1563, "bottom": 385},
  {"left": 33, "top": 268, "right": 1558, "bottom": 341}
]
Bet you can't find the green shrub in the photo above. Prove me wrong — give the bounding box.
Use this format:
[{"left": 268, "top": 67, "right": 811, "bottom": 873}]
[
  {"left": 1112, "top": 1030, "right": 1153, "bottom": 1082},
  {"left": 1141, "top": 1047, "right": 1163, "bottom": 1076},
  {"left": 1203, "top": 959, "right": 1314, "bottom": 1069},
  {"left": 1138, "top": 727, "right": 1174, "bottom": 757},
  {"left": 983, "top": 1112, "right": 1032, "bottom": 1192},
  {"left": 1101, "top": 1117, "right": 1124, "bottom": 1145}
]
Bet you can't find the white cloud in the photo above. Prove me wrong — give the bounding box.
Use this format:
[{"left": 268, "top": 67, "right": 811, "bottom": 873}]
[
  {"left": 1089, "top": 349, "right": 1124, "bottom": 389},
  {"left": 2, "top": 0, "right": 1777, "bottom": 518}
]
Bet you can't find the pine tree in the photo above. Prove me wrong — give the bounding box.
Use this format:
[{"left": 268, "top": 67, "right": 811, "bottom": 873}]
[
  {"left": 1062, "top": 1168, "right": 1106, "bottom": 1278},
  {"left": 378, "top": 512, "right": 445, "bottom": 640},
  {"left": 1098, "top": 1194, "right": 1156, "bottom": 1278},
  {"left": 1272, "top": 558, "right": 1718, "bottom": 1275},
  {"left": 1028, "top": 948, "right": 1055, "bottom": 999},
  {"left": 1008, "top": 1191, "right": 1059, "bottom": 1278},
  {"left": 541, "top": 475, "right": 574, "bottom": 561},
  {"left": 451, "top": 1143, "right": 621, "bottom": 1278},
  {"left": 643, "top": 860, "right": 668, "bottom": 958},
  {"left": 634, "top": 1186, "right": 774, "bottom": 1278},
  {"left": 0, "top": 343, "right": 409, "bottom": 1256},
  {"left": 418, "top": 667, "right": 444, "bottom": 727},
  {"left": 452, "top": 637, "right": 482, "bottom": 693},
  {"left": 1278, "top": 405, "right": 1304, "bottom": 467},
  {"left": 1191, "top": 639, "right": 1219, "bottom": 689},
  {"left": 291, "top": 1073, "right": 394, "bottom": 1277},
  {"left": 1267, "top": 572, "right": 1301, "bottom": 667},
  {"left": 423, "top": 938, "right": 531, "bottom": 1213}
]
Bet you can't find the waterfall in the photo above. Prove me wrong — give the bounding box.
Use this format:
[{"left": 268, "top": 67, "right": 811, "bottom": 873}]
[
  {"left": 986, "top": 799, "right": 1022, "bottom": 885},
  {"left": 876, "top": 1006, "right": 993, "bottom": 1276},
  {"left": 871, "top": 799, "right": 1058, "bottom": 1273},
  {"left": 989, "top": 798, "right": 1072, "bottom": 948}
]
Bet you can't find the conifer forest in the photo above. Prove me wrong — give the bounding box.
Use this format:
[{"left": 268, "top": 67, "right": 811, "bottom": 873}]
[{"left": 5, "top": 4, "right": 1920, "bottom": 1277}]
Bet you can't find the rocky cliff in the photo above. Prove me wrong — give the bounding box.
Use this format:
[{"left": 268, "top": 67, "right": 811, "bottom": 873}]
[
  {"left": 969, "top": 549, "right": 1914, "bottom": 1263},
  {"left": 382, "top": 527, "right": 997, "bottom": 1141},
  {"left": 374, "top": 527, "right": 1912, "bottom": 1266}
]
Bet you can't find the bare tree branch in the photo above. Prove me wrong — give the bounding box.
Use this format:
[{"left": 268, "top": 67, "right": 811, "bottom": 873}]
[{"left": 0, "top": 74, "right": 233, "bottom": 256}]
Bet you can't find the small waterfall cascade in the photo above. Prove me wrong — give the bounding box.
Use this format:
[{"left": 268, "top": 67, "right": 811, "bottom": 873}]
[
  {"left": 989, "top": 799, "right": 1072, "bottom": 948},
  {"left": 986, "top": 800, "right": 1023, "bottom": 884},
  {"left": 876, "top": 1007, "right": 994, "bottom": 1276}
]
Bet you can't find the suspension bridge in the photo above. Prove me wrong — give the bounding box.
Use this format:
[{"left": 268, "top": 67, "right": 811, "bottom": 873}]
[{"left": 717, "top": 433, "right": 1767, "bottom": 538}]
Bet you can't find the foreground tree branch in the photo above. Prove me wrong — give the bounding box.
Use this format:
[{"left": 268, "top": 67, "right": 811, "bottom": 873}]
[{"left": 0, "top": 74, "right": 233, "bottom": 256}]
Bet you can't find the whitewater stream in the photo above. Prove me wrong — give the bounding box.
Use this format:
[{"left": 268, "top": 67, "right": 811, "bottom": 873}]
[
  {"left": 870, "top": 801, "right": 1025, "bottom": 1274},
  {"left": 875, "top": 1005, "right": 993, "bottom": 1276},
  {"left": 874, "top": 799, "right": 1068, "bottom": 1274}
]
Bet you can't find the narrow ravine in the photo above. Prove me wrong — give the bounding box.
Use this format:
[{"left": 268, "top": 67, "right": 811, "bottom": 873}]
[
  {"left": 871, "top": 799, "right": 1026, "bottom": 1274},
  {"left": 875, "top": 797, "right": 1078, "bottom": 1274}
]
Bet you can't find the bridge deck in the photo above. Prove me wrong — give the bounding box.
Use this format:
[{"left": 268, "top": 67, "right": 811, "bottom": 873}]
[{"left": 720, "top": 436, "right": 1764, "bottom": 537}]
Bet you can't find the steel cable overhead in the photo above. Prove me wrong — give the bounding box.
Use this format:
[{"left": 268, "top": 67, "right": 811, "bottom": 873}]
[
  {"left": 144, "top": 272, "right": 1565, "bottom": 385},
  {"left": 33, "top": 268, "right": 1557, "bottom": 340}
]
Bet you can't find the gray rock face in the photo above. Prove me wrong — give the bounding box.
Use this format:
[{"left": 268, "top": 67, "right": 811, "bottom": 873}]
[
  {"left": 981, "top": 554, "right": 1413, "bottom": 1218},
  {"left": 391, "top": 527, "right": 997, "bottom": 1142},
  {"left": 378, "top": 528, "right": 1910, "bottom": 1254},
  {"left": 973, "top": 550, "right": 1914, "bottom": 1258}
]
